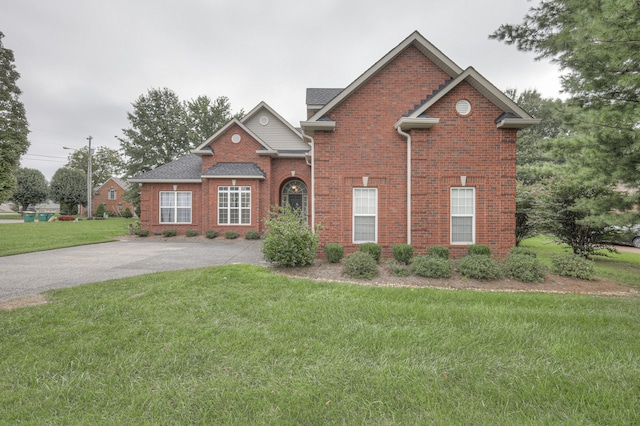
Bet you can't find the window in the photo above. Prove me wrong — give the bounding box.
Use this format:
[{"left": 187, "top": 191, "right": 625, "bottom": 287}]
[
  {"left": 353, "top": 188, "right": 377, "bottom": 243},
  {"left": 281, "top": 180, "right": 308, "bottom": 216},
  {"left": 108, "top": 188, "right": 116, "bottom": 200},
  {"left": 451, "top": 187, "right": 475, "bottom": 244},
  {"left": 218, "top": 186, "right": 251, "bottom": 225},
  {"left": 160, "top": 191, "right": 192, "bottom": 224}
]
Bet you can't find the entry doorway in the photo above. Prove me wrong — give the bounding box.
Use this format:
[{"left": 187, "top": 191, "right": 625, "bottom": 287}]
[{"left": 281, "top": 179, "right": 308, "bottom": 216}]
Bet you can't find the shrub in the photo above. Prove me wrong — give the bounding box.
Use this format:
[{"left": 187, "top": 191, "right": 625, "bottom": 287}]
[
  {"left": 410, "top": 255, "right": 452, "bottom": 278},
  {"left": 122, "top": 207, "right": 133, "bottom": 218},
  {"left": 342, "top": 251, "right": 379, "bottom": 279},
  {"left": 136, "top": 229, "right": 149, "bottom": 237},
  {"left": 245, "top": 230, "right": 260, "bottom": 240},
  {"left": 205, "top": 230, "right": 218, "bottom": 239},
  {"left": 428, "top": 246, "right": 450, "bottom": 260},
  {"left": 324, "top": 243, "right": 344, "bottom": 263},
  {"left": 94, "top": 203, "right": 107, "bottom": 218},
  {"left": 389, "top": 262, "right": 410, "bottom": 277},
  {"left": 359, "top": 243, "right": 382, "bottom": 263},
  {"left": 509, "top": 247, "right": 537, "bottom": 258},
  {"left": 551, "top": 253, "right": 595, "bottom": 280},
  {"left": 185, "top": 230, "right": 199, "bottom": 237},
  {"left": 262, "top": 205, "right": 319, "bottom": 267},
  {"left": 502, "top": 254, "right": 547, "bottom": 283},
  {"left": 163, "top": 229, "right": 177, "bottom": 237},
  {"left": 392, "top": 244, "right": 414, "bottom": 264},
  {"left": 225, "top": 230, "right": 239, "bottom": 239},
  {"left": 457, "top": 255, "right": 502, "bottom": 280},
  {"left": 467, "top": 244, "right": 492, "bottom": 257}
]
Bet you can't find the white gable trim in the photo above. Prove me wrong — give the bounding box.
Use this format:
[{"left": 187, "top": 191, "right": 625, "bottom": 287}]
[
  {"left": 242, "top": 101, "right": 302, "bottom": 139},
  {"left": 192, "top": 118, "right": 274, "bottom": 154}
]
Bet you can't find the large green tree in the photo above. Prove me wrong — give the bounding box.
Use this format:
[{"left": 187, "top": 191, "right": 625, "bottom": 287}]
[
  {"left": 0, "top": 31, "right": 30, "bottom": 202},
  {"left": 65, "top": 145, "right": 125, "bottom": 188},
  {"left": 49, "top": 168, "right": 86, "bottom": 214},
  {"left": 186, "top": 95, "right": 244, "bottom": 144},
  {"left": 491, "top": 0, "right": 640, "bottom": 196},
  {"left": 11, "top": 167, "right": 48, "bottom": 211}
]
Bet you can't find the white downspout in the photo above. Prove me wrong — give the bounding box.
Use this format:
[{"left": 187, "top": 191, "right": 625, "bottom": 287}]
[
  {"left": 302, "top": 131, "right": 315, "bottom": 232},
  {"left": 396, "top": 126, "right": 411, "bottom": 245}
]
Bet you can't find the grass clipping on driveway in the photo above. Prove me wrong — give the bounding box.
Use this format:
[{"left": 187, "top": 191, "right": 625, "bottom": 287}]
[{"left": 1, "top": 265, "right": 639, "bottom": 424}]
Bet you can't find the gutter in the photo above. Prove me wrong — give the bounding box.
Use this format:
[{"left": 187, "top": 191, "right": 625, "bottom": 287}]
[
  {"left": 396, "top": 125, "right": 412, "bottom": 245},
  {"left": 302, "top": 130, "right": 315, "bottom": 232}
]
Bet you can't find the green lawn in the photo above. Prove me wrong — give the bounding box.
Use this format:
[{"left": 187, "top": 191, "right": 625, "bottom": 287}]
[
  {"left": 522, "top": 236, "right": 640, "bottom": 288},
  {"left": 1, "top": 264, "right": 638, "bottom": 424},
  {"left": 0, "top": 218, "right": 136, "bottom": 256}
]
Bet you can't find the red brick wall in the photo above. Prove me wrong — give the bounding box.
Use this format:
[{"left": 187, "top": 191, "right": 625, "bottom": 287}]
[
  {"left": 313, "top": 46, "right": 517, "bottom": 258},
  {"left": 91, "top": 179, "right": 135, "bottom": 217}
]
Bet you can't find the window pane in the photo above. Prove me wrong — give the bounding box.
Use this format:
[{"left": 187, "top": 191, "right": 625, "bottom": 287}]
[
  {"left": 241, "top": 209, "right": 250, "bottom": 224},
  {"left": 354, "top": 188, "right": 376, "bottom": 215},
  {"left": 354, "top": 216, "right": 375, "bottom": 242},
  {"left": 219, "top": 191, "right": 228, "bottom": 208},
  {"left": 160, "top": 192, "right": 175, "bottom": 207},
  {"left": 160, "top": 208, "right": 174, "bottom": 223},
  {"left": 219, "top": 209, "right": 228, "bottom": 224},
  {"left": 451, "top": 188, "right": 474, "bottom": 215},
  {"left": 451, "top": 217, "right": 473, "bottom": 243},
  {"left": 177, "top": 192, "right": 191, "bottom": 207},
  {"left": 176, "top": 208, "right": 191, "bottom": 223}
]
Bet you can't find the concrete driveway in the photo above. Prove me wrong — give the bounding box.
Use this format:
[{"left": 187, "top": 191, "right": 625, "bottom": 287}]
[{"left": 0, "top": 238, "right": 265, "bottom": 302}]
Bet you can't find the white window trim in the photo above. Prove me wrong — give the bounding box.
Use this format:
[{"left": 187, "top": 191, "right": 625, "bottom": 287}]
[
  {"left": 353, "top": 187, "right": 378, "bottom": 244},
  {"left": 218, "top": 186, "right": 252, "bottom": 225},
  {"left": 159, "top": 191, "right": 192, "bottom": 224},
  {"left": 108, "top": 188, "right": 117, "bottom": 200},
  {"left": 450, "top": 187, "right": 475, "bottom": 245}
]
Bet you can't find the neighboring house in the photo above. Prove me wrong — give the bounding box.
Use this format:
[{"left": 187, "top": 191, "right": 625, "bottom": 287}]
[
  {"left": 131, "top": 31, "right": 539, "bottom": 258},
  {"left": 90, "top": 177, "right": 135, "bottom": 217}
]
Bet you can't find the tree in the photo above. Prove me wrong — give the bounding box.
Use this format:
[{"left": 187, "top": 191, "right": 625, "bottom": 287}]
[
  {"left": 65, "top": 145, "right": 125, "bottom": 188},
  {"left": 11, "top": 167, "right": 48, "bottom": 211},
  {"left": 185, "top": 95, "right": 244, "bottom": 144},
  {"left": 49, "top": 168, "right": 86, "bottom": 214},
  {"left": 0, "top": 31, "right": 30, "bottom": 202},
  {"left": 531, "top": 174, "right": 631, "bottom": 258},
  {"left": 491, "top": 0, "right": 640, "bottom": 196}
]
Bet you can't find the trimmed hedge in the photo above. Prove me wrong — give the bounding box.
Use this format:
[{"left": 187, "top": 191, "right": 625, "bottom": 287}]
[
  {"left": 163, "top": 229, "right": 177, "bottom": 237},
  {"left": 467, "top": 244, "right": 492, "bottom": 257},
  {"left": 392, "top": 244, "right": 414, "bottom": 265},
  {"left": 551, "top": 253, "right": 595, "bottom": 280},
  {"left": 457, "top": 255, "right": 502, "bottom": 280},
  {"left": 428, "top": 246, "right": 450, "bottom": 260},
  {"left": 185, "top": 230, "right": 199, "bottom": 237},
  {"left": 225, "top": 230, "right": 239, "bottom": 239},
  {"left": 359, "top": 243, "right": 382, "bottom": 263},
  {"left": 245, "top": 230, "right": 260, "bottom": 240},
  {"left": 410, "top": 255, "right": 452, "bottom": 278},
  {"left": 324, "top": 243, "right": 345, "bottom": 263},
  {"left": 502, "top": 253, "right": 547, "bottom": 283},
  {"left": 342, "top": 251, "right": 379, "bottom": 279},
  {"left": 205, "top": 230, "right": 218, "bottom": 239}
]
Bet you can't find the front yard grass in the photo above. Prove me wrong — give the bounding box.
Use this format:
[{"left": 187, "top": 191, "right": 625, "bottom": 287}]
[
  {"left": 0, "top": 218, "right": 136, "bottom": 256},
  {"left": 1, "top": 264, "right": 639, "bottom": 424},
  {"left": 521, "top": 236, "right": 640, "bottom": 288}
]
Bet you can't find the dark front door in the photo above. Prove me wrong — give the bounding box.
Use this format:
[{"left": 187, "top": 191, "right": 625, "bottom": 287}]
[{"left": 288, "top": 194, "right": 303, "bottom": 211}]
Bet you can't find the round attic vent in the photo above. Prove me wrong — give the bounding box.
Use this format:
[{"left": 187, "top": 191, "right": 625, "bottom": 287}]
[
  {"left": 259, "top": 115, "right": 269, "bottom": 126},
  {"left": 231, "top": 134, "right": 241, "bottom": 143},
  {"left": 455, "top": 99, "right": 472, "bottom": 116}
]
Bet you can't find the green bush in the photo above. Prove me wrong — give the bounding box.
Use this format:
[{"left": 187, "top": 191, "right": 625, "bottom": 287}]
[
  {"left": 509, "top": 247, "right": 537, "bottom": 258},
  {"left": 122, "top": 207, "right": 133, "bottom": 218},
  {"left": 324, "top": 243, "right": 344, "bottom": 263},
  {"left": 389, "top": 262, "right": 410, "bottom": 277},
  {"left": 185, "top": 230, "right": 198, "bottom": 237},
  {"left": 205, "top": 230, "right": 218, "bottom": 239},
  {"left": 136, "top": 229, "right": 149, "bottom": 237},
  {"left": 163, "top": 229, "right": 177, "bottom": 237},
  {"left": 428, "top": 246, "right": 450, "bottom": 260},
  {"left": 457, "top": 255, "right": 502, "bottom": 280},
  {"left": 551, "top": 253, "right": 595, "bottom": 280},
  {"left": 411, "top": 255, "right": 452, "bottom": 278},
  {"left": 225, "top": 230, "right": 239, "bottom": 239},
  {"left": 342, "top": 251, "right": 379, "bottom": 279},
  {"left": 502, "top": 254, "right": 547, "bottom": 283},
  {"left": 467, "top": 244, "right": 492, "bottom": 257},
  {"left": 359, "top": 243, "right": 382, "bottom": 263},
  {"left": 245, "top": 230, "right": 260, "bottom": 240},
  {"left": 392, "top": 244, "right": 414, "bottom": 264},
  {"left": 94, "top": 203, "right": 107, "bottom": 218},
  {"left": 262, "top": 205, "right": 319, "bottom": 267}
]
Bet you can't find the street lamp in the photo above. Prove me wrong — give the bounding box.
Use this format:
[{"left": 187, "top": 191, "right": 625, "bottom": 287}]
[{"left": 63, "top": 136, "right": 93, "bottom": 219}]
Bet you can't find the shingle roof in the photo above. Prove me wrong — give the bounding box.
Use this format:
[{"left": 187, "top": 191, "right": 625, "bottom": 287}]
[
  {"left": 202, "top": 162, "right": 266, "bottom": 178},
  {"left": 132, "top": 154, "right": 202, "bottom": 181},
  {"left": 306, "top": 88, "right": 343, "bottom": 105}
]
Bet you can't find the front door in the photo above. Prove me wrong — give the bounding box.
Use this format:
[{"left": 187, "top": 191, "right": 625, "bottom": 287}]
[{"left": 288, "top": 193, "right": 303, "bottom": 211}]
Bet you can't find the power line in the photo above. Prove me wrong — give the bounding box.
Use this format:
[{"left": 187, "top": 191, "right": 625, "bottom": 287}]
[{"left": 23, "top": 153, "right": 67, "bottom": 159}]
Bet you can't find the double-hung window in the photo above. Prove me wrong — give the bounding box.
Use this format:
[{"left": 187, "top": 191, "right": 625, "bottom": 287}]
[
  {"left": 353, "top": 188, "right": 377, "bottom": 243},
  {"left": 108, "top": 188, "right": 116, "bottom": 200},
  {"left": 218, "top": 186, "right": 251, "bottom": 225},
  {"left": 160, "top": 191, "right": 192, "bottom": 223},
  {"left": 451, "top": 187, "right": 475, "bottom": 244}
]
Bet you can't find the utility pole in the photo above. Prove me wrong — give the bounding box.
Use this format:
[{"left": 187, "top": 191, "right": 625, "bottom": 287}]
[{"left": 87, "top": 136, "right": 93, "bottom": 220}]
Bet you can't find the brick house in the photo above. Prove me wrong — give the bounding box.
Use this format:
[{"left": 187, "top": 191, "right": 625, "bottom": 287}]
[
  {"left": 131, "top": 31, "right": 539, "bottom": 258},
  {"left": 90, "top": 177, "right": 136, "bottom": 217}
]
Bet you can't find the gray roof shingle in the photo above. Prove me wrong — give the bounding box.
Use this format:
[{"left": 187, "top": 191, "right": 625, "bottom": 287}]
[
  {"left": 306, "top": 88, "right": 343, "bottom": 106},
  {"left": 133, "top": 154, "right": 202, "bottom": 181},
  {"left": 202, "top": 162, "right": 266, "bottom": 178}
]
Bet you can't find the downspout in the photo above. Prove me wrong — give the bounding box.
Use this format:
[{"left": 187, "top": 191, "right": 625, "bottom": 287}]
[
  {"left": 302, "top": 131, "right": 315, "bottom": 232},
  {"left": 396, "top": 126, "right": 411, "bottom": 245}
]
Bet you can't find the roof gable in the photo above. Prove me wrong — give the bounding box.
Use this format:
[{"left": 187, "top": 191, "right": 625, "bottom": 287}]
[
  {"left": 241, "top": 102, "right": 307, "bottom": 152},
  {"left": 192, "top": 118, "right": 275, "bottom": 155},
  {"left": 304, "top": 31, "right": 463, "bottom": 124},
  {"left": 96, "top": 176, "right": 129, "bottom": 192}
]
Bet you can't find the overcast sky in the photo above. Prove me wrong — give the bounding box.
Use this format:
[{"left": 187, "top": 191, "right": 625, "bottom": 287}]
[{"left": 2, "top": 0, "right": 563, "bottom": 181}]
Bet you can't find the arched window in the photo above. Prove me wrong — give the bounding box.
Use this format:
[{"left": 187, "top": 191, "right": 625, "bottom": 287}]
[
  {"left": 281, "top": 180, "right": 308, "bottom": 216},
  {"left": 108, "top": 188, "right": 117, "bottom": 200}
]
